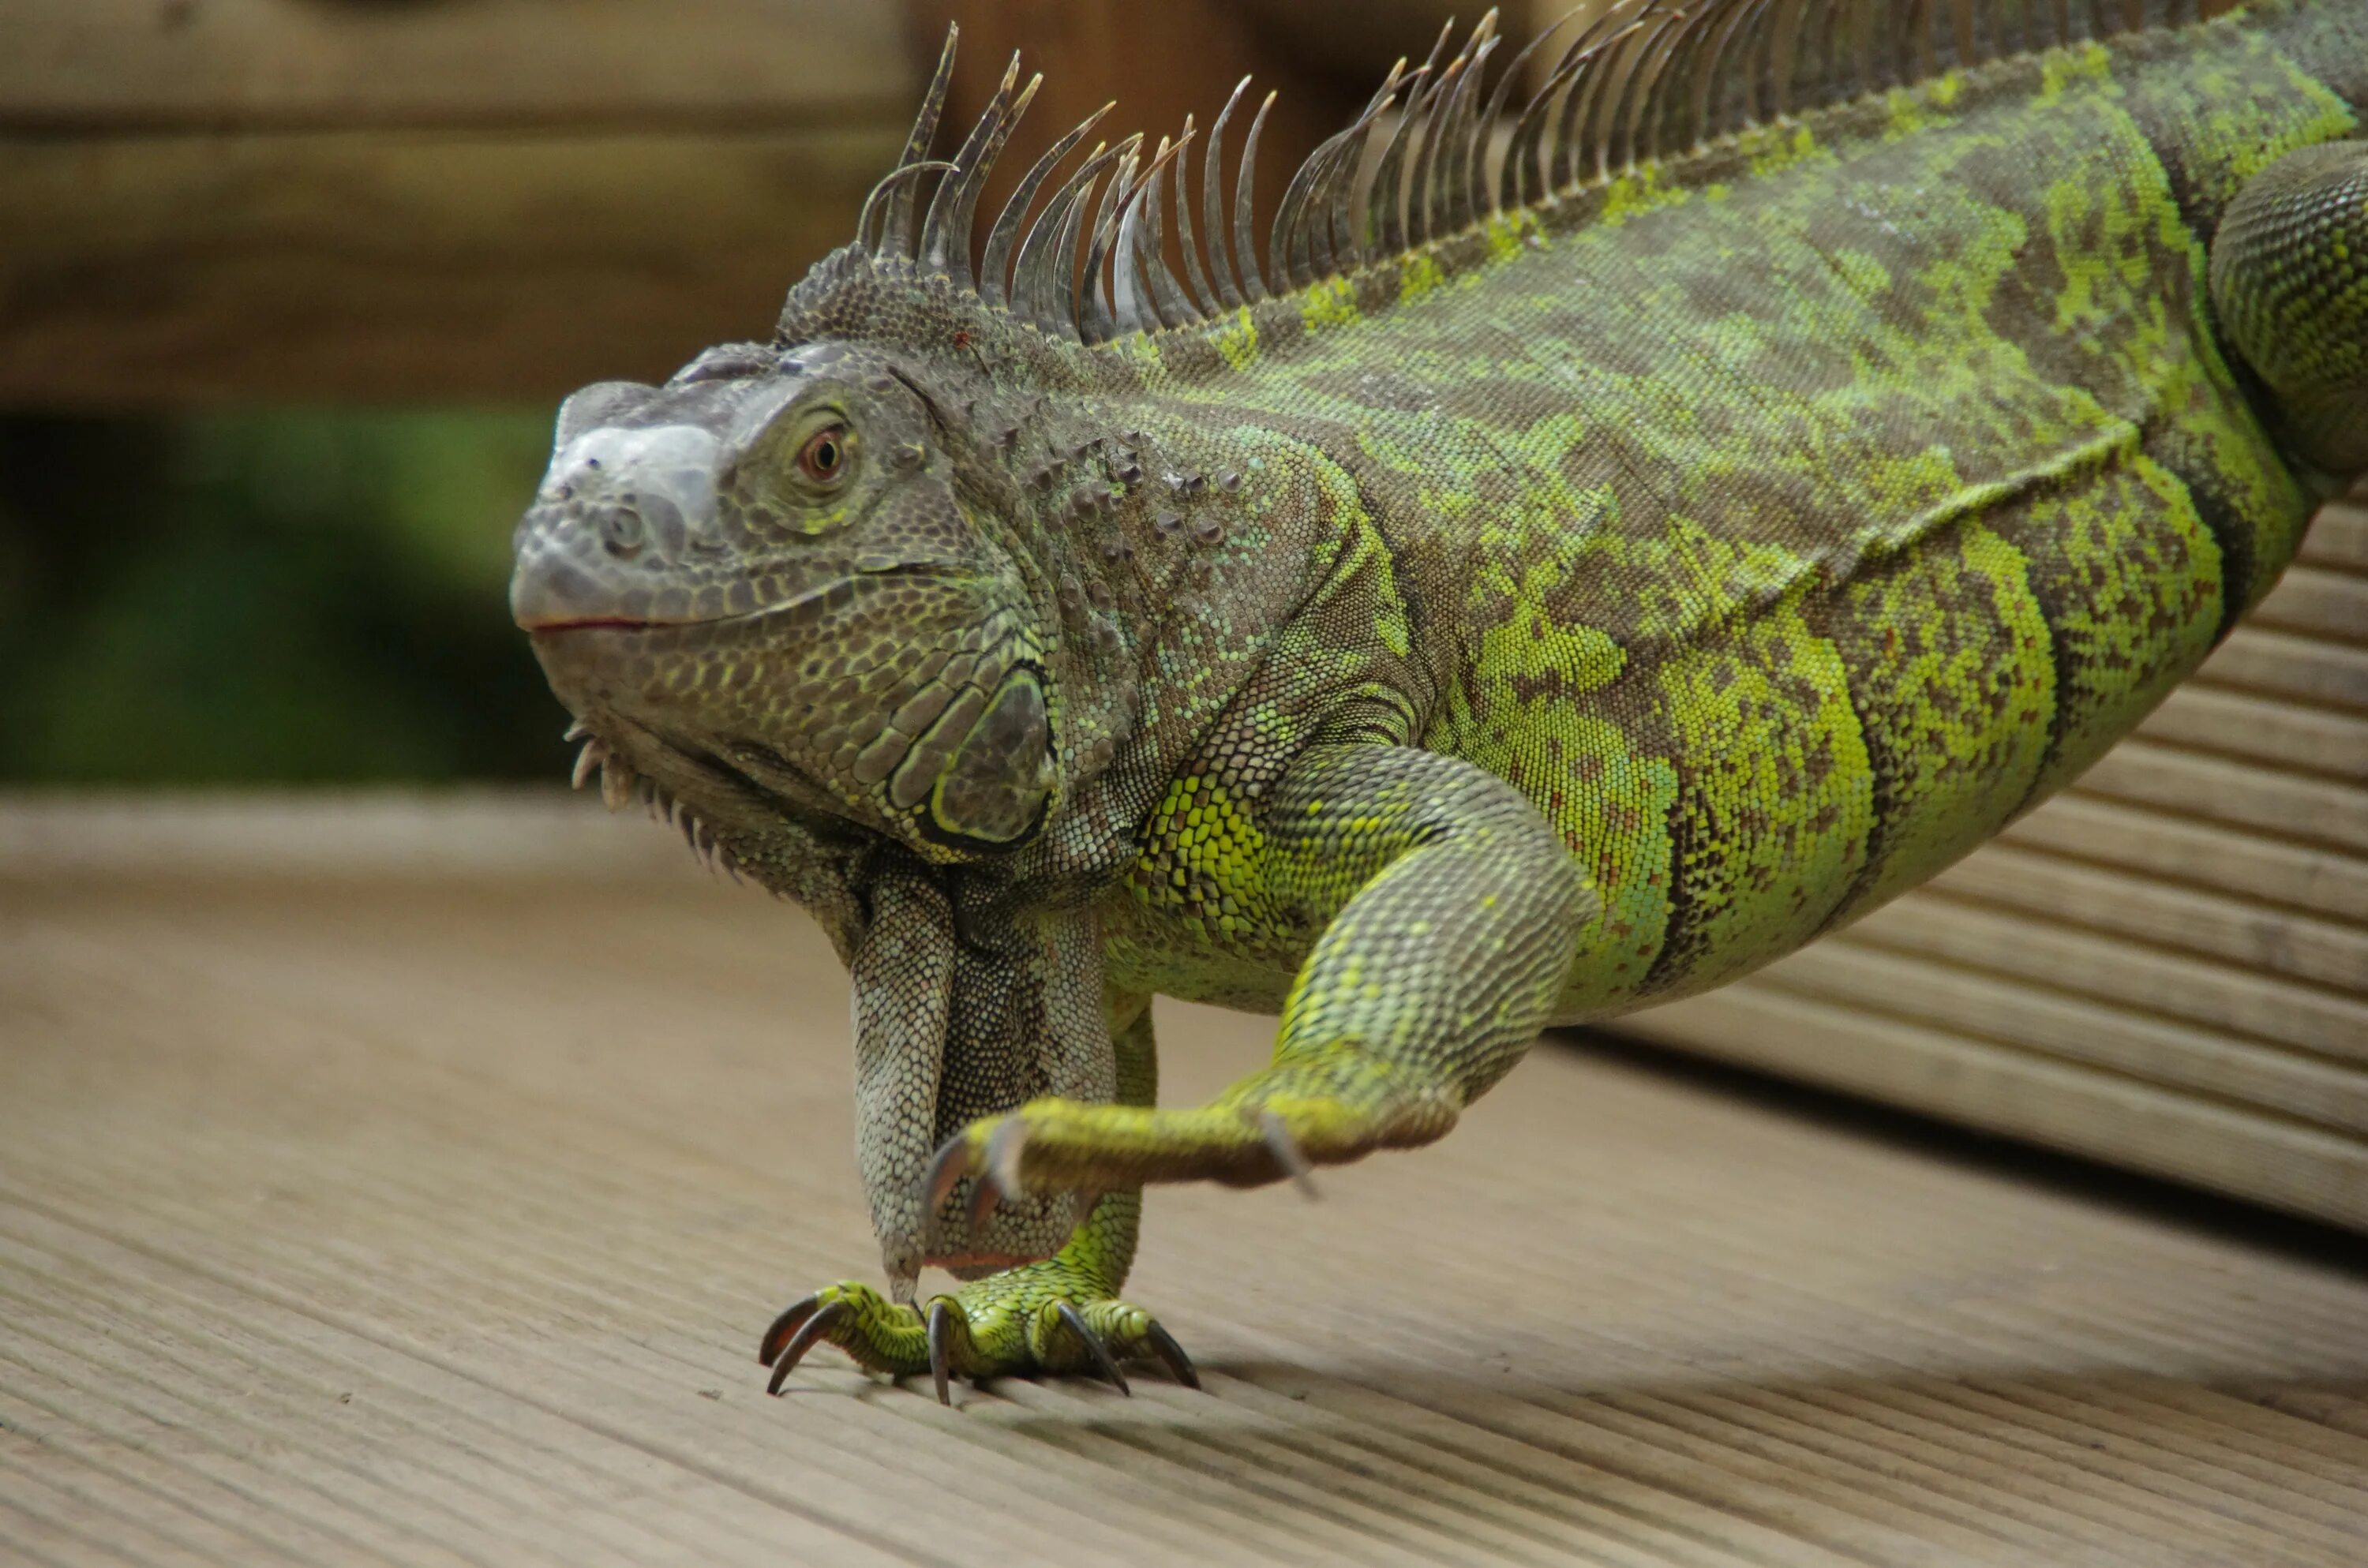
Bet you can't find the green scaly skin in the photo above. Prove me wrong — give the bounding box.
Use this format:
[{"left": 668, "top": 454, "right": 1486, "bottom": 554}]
[{"left": 511, "top": 0, "right": 2368, "bottom": 1396}]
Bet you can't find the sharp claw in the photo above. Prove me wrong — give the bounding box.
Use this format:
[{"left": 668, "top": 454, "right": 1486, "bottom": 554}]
[
  {"left": 1055, "top": 1301, "right": 1130, "bottom": 1396},
  {"left": 925, "top": 1134, "right": 972, "bottom": 1213},
  {"left": 927, "top": 1299, "right": 957, "bottom": 1406},
  {"left": 757, "top": 1292, "right": 822, "bottom": 1365},
  {"left": 985, "top": 1116, "right": 1030, "bottom": 1196},
  {"left": 965, "top": 1118, "right": 1030, "bottom": 1233},
  {"left": 599, "top": 754, "right": 634, "bottom": 811},
  {"left": 1145, "top": 1320, "right": 1201, "bottom": 1390},
  {"left": 1258, "top": 1109, "right": 1321, "bottom": 1199},
  {"left": 563, "top": 717, "right": 593, "bottom": 742},
  {"left": 965, "top": 1167, "right": 1003, "bottom": 1235},
  {"left": 570, "top": 739, "right": 605, "bottom": 791},
  {"left": 764, "top": 1298, "right": 848, "bottom": 1395}
]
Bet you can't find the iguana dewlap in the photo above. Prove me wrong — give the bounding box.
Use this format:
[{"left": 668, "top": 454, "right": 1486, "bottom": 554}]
[{"left": 510, "top": 0, "right": 2368, "bottom": 1399}]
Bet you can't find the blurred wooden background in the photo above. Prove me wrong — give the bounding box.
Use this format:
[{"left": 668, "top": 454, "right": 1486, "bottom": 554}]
[
  {"left": 0, "top": 0, "right": 1477, "bottom": 405},
  {"left": 1, "top": 0, "right": 917, "bottom": 403}
]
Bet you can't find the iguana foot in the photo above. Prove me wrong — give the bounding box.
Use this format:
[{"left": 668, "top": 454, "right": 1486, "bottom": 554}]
[
  {"left": 756, "top": 1270, "right": 1197, "bottom": 1403},
  {"left": 927, "top": 1046, "right": 1460, "bottom": 1210}
]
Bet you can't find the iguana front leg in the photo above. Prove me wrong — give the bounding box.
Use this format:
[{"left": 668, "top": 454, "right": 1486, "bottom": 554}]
[
  {"left": 932, "top": 744, "right": 1595, "bottom": 1202},
  {"left": 760, "top": 1000, "right": 1197, "bottom": 1400}
]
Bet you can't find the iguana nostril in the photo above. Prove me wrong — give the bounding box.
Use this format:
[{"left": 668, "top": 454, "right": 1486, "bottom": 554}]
[{"left": 528, "top": 422, "right": 723, "bottom": 567}]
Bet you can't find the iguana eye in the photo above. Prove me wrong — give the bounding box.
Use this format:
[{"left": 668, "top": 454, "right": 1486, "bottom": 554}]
[{"left": 798, "top": 425, "right": 852, "bottom": 486}]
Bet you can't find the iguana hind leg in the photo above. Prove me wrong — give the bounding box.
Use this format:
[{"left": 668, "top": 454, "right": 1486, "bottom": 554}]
[{"left": 2211, "top": 140, "right": 2368, "bottom": 474}]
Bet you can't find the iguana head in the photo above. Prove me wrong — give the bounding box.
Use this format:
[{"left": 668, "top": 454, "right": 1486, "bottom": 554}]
[{"left": 511, "top": 319, "right": 1073, "bottom": 863}]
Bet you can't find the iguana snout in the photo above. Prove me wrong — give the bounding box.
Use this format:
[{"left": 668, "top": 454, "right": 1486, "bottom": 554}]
[{"left": 511, "top": 419, "right": 726, "bottom": 631}]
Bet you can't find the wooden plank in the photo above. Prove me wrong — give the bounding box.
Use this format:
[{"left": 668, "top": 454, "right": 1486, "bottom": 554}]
[
  {"left": 0, "top": 0, "right": 918, "bottom": 402},
  {"left": 1839, "top": 894, "right": 2368, "bottom": 1063},
  {"left": 1620, "top": 983, "right": 2368, "bottom": 1229},
  {"left": 1997, "top": 792, "right": 2368, "bottom": 925},
  {"left": 0, "top": 789, "right": 691, "bottom": 882},
  {"left": 1922, "top": 841, "right": 2368, "bottom": 994},
  {"left": 0, "top": 0, "right": 909, "bottom": 131},
  {"left": 2299, "top": 503, "right": 2368, "bottom": 575},
  {"left": 0, "top": 125, "right": 901, "bottom": 405},
  {"left": 2070, "top": 735, "right": 2368, "bottom": 854},
  {"left": 1244, "top": 0, "right": 1496, "bottom": 84},
  {"left": 6, "top": 809, "right": 2368, "bottom": 1564},
  {"left": 2250, "top": 564, "right": 2368, "bottom": 649},
  {"left": 0, "top": 0, "right": 1367, "bottom": 403},
  {"left": 2196, "top": 626, "right": 2368, "bottom": 715},
  {"left": 1747, "top": 939, "right": 2368, "bottom": 1136},
  {"left": 2132, "top": 683, "right": 2368, "bottom": 781}
]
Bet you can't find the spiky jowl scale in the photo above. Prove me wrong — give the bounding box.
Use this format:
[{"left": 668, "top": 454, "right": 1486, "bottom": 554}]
[{"left": 510, "top": 0, "right": 2368, "bottom": 1396}]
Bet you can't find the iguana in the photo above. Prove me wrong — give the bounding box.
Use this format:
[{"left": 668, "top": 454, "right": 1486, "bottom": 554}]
[{"left": 509, "top": 0, "right": 2368, "bottom": 1401}]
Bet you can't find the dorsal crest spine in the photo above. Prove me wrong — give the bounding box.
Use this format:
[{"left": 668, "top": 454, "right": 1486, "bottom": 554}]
[{"left": 829, "top": 0, "right": 2222, "bottom": 350}]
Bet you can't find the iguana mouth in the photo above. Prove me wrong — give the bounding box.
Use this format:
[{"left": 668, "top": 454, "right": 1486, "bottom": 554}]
[
  {"left": 520, "top": 569, "right": 967, "bottom": 639},
  {"left": 519, "top": 600, "right": 793, "bottom": 637},
  {"left": 525, "top": 616, "right": 663, "bottom": 634}
]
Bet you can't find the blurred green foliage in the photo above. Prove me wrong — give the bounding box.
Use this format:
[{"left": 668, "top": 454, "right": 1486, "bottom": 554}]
[{"left": 0, "top": 410, "right": 576, "bottom": 784}]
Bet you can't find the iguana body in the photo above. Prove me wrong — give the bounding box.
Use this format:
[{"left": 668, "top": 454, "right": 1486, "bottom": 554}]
[{"left": 510, "top": 0, "right": 2368, "bottom": 1396}]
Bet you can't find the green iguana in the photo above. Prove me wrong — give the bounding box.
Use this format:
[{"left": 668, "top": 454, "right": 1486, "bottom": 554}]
[{"left": 509, "top": 0, "right": 2368, "bottom": 1401}]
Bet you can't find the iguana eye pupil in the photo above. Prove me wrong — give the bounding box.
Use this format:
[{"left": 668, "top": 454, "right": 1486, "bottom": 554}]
[{"left": 800, "top": 427, "right": 849, "bottom": 484}]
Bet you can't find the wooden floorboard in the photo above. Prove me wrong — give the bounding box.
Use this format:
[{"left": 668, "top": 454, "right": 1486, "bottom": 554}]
[{"left": 3, "top": 795, "right": 2366, "bottom": 1566}]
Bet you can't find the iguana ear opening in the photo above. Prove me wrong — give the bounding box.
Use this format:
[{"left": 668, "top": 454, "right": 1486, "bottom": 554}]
[{"left": 911, "top": 664, "right": 1056, "bottom": 851}]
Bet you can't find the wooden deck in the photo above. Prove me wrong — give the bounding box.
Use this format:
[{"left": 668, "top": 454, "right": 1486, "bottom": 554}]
[{"left": 4, "top": 795, "right": 2366, "bottom": 1566}]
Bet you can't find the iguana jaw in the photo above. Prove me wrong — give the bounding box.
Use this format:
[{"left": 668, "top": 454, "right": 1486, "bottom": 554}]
[{"left": 525, "top": 579, "right": 1055, "bottom": 863}]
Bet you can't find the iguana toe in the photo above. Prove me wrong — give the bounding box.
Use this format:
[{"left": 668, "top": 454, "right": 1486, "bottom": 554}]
[
  {"left": 757, "top": 1282, "right": 924, "bottom": 1390},
  {"left": 1052, "top": 1299, "right": 1130, "bottom": 1395},
  {"left": 757, "top": 1292, "right": 846, "bottom": 1392},
  {"left": 755, "top": 1273, "right": 1198, "bottom": 1401}
]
